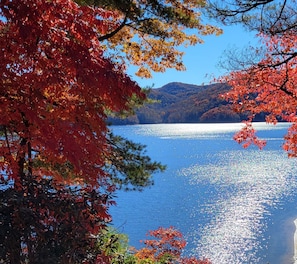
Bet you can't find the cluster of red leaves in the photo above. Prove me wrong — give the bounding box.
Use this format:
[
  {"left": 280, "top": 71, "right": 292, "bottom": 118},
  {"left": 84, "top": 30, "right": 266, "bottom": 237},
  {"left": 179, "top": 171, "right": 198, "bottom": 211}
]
[
  {"left": 233, "top": 122, "right": 266, "bottom": 149},
  {"left": 0, "top": 0, "right": 144, "bottom": 186},
  {"left": 137, "top": 227, "right": 186, "bottom": 261},
  {"left": 283, "top": 123, "right": 297, "bottom": 157},
  {"left": 135, "top": 227, "right": 211, "bottom": 264},
  {"left": 221, "top": 31, "right": 297, "bottom": 153}
]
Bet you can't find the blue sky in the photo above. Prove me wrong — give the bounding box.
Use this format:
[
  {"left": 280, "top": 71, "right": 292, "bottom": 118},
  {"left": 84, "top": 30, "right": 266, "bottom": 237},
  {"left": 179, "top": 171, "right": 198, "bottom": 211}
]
[{"left": 127, "top": 24, "right": 260, "bottom": 89}]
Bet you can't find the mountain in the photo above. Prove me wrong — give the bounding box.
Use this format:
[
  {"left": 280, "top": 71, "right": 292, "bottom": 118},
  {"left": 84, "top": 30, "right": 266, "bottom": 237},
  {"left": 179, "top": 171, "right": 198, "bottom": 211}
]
[{"left": 108, "top": 82, "right": 248, "bottom": 125}]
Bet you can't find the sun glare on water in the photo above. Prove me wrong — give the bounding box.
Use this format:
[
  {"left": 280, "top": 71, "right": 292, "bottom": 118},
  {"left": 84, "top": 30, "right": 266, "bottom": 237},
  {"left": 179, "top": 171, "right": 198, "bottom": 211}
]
[{"left": 180, "top": 150, "right": 297, "bottom": 264}]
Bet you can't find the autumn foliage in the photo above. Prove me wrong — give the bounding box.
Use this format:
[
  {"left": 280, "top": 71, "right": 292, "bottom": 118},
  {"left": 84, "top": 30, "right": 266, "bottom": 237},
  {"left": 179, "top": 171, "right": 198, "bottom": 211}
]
[
  {"left": 79, "top": 0, "right": 222, "bottom": 78},
  {"left": 0, "top": 0, "right": 214, "bottom": 263},
  {"left": 134, "top": 227, "right": 210, "bottom": 264},
  {"left": 220, "top": 31, "right": 297, "bottom": 155},
  {"left": 0, "top": 0, "right": 144, "bottom": 262},
  {"left": 0, "top": 0, "right": 143, "bottom": 187}
]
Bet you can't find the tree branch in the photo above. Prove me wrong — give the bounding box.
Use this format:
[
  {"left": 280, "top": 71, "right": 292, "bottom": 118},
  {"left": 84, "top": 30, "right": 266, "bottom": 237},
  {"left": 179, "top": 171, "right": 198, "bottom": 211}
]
[
  {"left": 209, "top": 0, "right": 274, "bottom": 18},
  {"left": 98, "top": 16, "right": 127, "bottom": 41}
]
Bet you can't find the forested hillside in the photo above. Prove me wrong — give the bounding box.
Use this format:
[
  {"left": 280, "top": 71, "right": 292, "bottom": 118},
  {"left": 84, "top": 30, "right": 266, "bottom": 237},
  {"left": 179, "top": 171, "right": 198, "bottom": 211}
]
[{"left": 109, "top": 82, "right": 249, "bottom": 125}]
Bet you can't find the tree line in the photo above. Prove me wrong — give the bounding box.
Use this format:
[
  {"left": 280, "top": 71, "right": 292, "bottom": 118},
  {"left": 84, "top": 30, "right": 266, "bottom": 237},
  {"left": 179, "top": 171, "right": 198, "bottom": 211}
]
[{"left": 109, "top": 82, "right": 252, "bottom": 125}]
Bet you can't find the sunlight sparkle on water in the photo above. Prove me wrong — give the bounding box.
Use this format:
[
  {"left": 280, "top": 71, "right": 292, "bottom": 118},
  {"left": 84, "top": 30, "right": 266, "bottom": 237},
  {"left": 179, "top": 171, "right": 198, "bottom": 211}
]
[
  {"left": 111, "top": 122, "right": 296, "bottom": 264},
  {"left": 136, "top": 122, "right": 289, "bottom": 139},
  {"left": 136, "top": 123, "right": 245, "bottom": 138},
  {"left": 180, "top": 150, "right": 297, "bottom": 264}
]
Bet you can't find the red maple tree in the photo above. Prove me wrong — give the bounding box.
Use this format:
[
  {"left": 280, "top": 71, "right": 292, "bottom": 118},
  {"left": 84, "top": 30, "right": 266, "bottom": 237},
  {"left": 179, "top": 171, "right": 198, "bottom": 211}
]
[
  {"left": 0, "top": 0, "right": 144, "bottom": 263},
  {"left": 0, "top": 0, "right": 144, "bottom": 187}
]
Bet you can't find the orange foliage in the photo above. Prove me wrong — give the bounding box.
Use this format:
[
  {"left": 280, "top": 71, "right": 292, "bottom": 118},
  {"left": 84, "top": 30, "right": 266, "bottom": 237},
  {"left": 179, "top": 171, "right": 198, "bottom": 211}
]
[
  {"left": 136, "top": 227, "right": 186, "bottom": 261},
  {"left": 92, "top": 0, "right": 222, "bottom": 78},
  {"left": 220, "top": 31, "right": 297, "bottom": 154},
  {"left": 135, "top": 227, "right": 211, "bottom": 264}
]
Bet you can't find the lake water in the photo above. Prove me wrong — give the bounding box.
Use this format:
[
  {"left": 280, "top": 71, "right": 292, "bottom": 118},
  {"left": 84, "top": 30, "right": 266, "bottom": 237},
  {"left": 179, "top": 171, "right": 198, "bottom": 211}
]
[{"left": 109, "top": 123, "right": 297, "bottom": 264}]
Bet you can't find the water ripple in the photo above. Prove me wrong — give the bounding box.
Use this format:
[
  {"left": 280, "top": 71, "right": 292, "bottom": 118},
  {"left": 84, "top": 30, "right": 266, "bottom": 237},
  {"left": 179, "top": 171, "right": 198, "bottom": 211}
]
[{"left": 180, "top": 150, "right": 297, "bottom": 264}]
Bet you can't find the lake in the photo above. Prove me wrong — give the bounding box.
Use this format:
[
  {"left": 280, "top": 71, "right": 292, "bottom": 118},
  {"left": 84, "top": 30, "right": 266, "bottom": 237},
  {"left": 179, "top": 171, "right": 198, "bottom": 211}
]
[{"left": 109, "top": 123, "right": 297, "bottom": 264}]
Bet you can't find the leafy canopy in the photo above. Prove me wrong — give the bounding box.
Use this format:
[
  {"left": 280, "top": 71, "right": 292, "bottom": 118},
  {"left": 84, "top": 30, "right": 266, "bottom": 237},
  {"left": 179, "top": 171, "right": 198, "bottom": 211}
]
[
  {"left": 76, "top": 0, "right": 222, "bottom": 78},
  {"left": 0, "top": 0, "right": 165, "bottom": 262},
  {"left": 220, "top": 31, "right": 297, "bottom": 153},
  {"left": 212, "top": 0, "right": 297, "bottom": 156},
  {"left": 0, "top": 0, "right": 216, "bottom": 262},
  {"left": 207, "top": 0, "right": 297, "bottom": 35},
  {"left": 0, "top": 0, "right": 144, "bottom": 187}
]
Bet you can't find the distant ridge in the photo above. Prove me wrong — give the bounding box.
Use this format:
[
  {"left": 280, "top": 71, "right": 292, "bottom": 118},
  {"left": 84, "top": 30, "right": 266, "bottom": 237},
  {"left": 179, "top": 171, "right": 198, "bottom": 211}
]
[{"left": 108, "top": 82, "right": 250, "bottom": 125}]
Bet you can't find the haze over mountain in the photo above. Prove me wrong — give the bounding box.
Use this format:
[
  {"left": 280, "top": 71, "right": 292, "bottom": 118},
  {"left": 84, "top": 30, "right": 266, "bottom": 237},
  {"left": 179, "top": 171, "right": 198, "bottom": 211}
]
[{"left": 108, "top": 82, "right": 250, "bottom": 125}]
